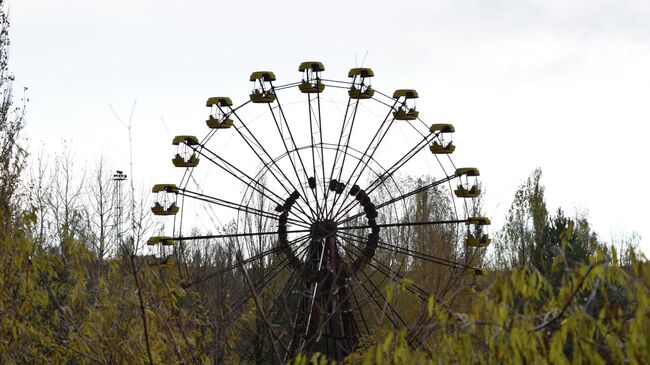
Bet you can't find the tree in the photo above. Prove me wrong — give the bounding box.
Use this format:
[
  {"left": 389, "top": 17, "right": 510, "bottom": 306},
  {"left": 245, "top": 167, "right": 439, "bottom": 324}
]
[
  {"left": 47, "top": 142, "right": 86, "bottom": 248},
  {"left": 492, "top": 168, "right": 548, "bottom": 269},
  {"left": 0, "top": 0, "right": 27, "bottom": 233},
  {"left": 85, "top": 156, "right": 115, "bottom": 261},
  {"left": 26, "top": 146, "right": 51, "bottom": 246},
  {"left": 491, "top": 168, "right": 638, "bottom": 295}
]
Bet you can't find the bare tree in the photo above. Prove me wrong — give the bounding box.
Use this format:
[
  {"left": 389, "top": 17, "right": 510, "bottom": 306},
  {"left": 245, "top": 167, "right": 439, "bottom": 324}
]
[
  {"left": 25, "top": 146, "right": 52, "bottom": 246},
  {"left": 48, "top": 141, "right": 86, "bottom": 248},
  {"left": 609, "top": 230, "right": 641, "bottom": 266},
  {"left": 87, "top": 155, "right": 114, "bottom": 261},
  {"left": 117, "top": 182, "right": 155, "bottom": 256}
]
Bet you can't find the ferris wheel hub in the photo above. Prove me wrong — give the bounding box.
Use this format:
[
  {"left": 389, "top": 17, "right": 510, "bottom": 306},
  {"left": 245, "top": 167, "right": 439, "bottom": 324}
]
[{"left": 310, "top": 219, "right": 338, "bottom": 240}]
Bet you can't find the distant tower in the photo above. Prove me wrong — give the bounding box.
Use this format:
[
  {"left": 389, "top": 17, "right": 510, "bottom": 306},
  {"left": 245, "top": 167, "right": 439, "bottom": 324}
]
[{"left": 112, "top": 170, "right": 127, "bottom": 248}]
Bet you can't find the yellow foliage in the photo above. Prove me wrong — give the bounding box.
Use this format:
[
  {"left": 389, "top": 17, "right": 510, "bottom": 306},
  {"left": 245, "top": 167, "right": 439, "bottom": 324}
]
[
  {"left": 2, "top": 208, "right": 649, "bottom": 364},
  {"left": 0, "top": 211, "right": 215, "bottom": 364},
  {"left": 336, "top": 257, "right": 650, "bottom": 364}
]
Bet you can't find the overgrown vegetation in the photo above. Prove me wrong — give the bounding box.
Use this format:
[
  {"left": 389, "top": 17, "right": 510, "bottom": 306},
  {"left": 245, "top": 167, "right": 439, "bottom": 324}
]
[
  {"left": 2, "top": 4, "right": 647, "bottom": 364},
  {"left": 340, "top": 250, "right": 650, "bottom": 364}
]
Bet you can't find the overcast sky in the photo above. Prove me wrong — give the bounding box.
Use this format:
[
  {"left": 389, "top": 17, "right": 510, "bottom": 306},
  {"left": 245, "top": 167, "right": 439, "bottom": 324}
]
[{"left": 9, "top": 0, "right": 650, "bottom": 254}]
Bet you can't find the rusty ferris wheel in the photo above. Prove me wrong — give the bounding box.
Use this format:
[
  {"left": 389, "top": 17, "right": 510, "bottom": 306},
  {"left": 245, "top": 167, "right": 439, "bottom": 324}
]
[{"left": 148, "top": 62, "right": 490, "bottom": 362}]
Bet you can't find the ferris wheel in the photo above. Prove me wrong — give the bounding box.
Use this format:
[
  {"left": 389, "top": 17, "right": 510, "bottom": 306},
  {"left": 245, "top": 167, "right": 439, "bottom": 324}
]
[{"left": 147, "top": 61, "right": 491, "bottom": 361}]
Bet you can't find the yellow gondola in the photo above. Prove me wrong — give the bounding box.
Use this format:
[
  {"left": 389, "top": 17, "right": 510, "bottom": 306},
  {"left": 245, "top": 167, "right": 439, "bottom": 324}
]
[
  {"left": 454, "top": 167, "right": 481, "bottom": 198},
  {"left": 151, "top": 184, "right": 179, "bottom": 216},
  {"left": 206, "top": 97, "right": 234, "bottom": 129},
  {"left": 171, "top": 135, "right": 200, "bottom": 167},
  {"left": 348, "top": 68, "right": 375, "bottom": 99},
  {"left": 466, "top": 216, "right": 491, "bottom": 247},
  {"left": 249, "top": 71, "right": 277, "bottom": 103},
  {"left": 392, "top": 89, "right": 419, "bottom": 120},
  {"left": 298, "top": 61, "right": 326, "bottom": 93},
  {"left": 429, "top": 124, "right": 456, "bottom": 154}
]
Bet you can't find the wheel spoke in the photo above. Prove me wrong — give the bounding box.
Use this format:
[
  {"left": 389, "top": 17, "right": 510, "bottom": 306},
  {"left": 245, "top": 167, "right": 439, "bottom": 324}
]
[
  {"left": 333, "top": 130, "right": 443, "bottom": 221},
  {"left": 337, "top": 230, "right": 475, "bottom": 271},
  {"left": 272, "top": 87, "right": 320, "bottom": 216},
  {"left": 187, "top": 142, "right": 300, "bottom": 216},
  {"left": 229, "top": 108, "right": 315, "bottom": 220},
  {"left": 338, "top": 173, "right": 458, "bottom": 225},
  {"left": 322, "top": 97, "right": 359, "bottom": 216},
  {"left": 266, "top": 103, "right": 316, "bottom": 218},
  {"left": 336, "top": 237, "right": 414, "bottom": 331},
  {"left": 316, "top": 92, "right": 328, "bottom": 218},
  {"left": 337, "top": 235, "right": 432, "bottom": 303},
  {"left": 338, "top": 219, "right": 467, "bottom": 231},
  {"left": 177, "top": 188, "right": 310, "bottom": 228},
  {"left": 180, "top": 233, "right": 310, "bottom": 289},
  {"left": 225, "top": 241, "right": 312, "bottom": 318},
  {"left": 172, "top": 228, "right": 310, "bottom": 241},
  {"left": 328, "top": 98, "right": 399, "bottom": 219},
  {"left": 365, "top": 130, "right": 438, "bottom": 193},
  {"left": 307, "top": 94, "right": 323, "bottom": 220}
]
